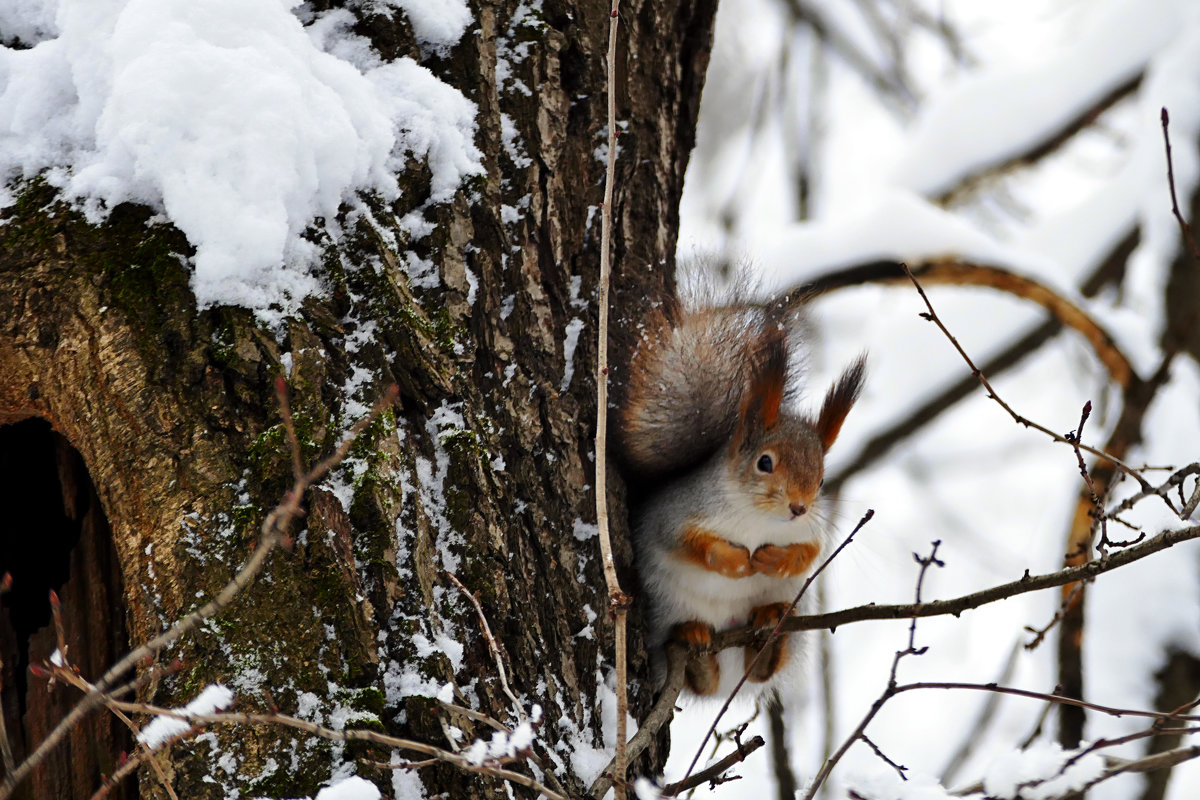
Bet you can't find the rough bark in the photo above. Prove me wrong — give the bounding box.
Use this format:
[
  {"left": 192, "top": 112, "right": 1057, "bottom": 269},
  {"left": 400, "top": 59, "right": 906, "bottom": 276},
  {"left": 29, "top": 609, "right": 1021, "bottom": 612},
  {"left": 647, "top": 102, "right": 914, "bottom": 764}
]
[{"left": 0, "top": 1, "right": 714, "bottom": 797}]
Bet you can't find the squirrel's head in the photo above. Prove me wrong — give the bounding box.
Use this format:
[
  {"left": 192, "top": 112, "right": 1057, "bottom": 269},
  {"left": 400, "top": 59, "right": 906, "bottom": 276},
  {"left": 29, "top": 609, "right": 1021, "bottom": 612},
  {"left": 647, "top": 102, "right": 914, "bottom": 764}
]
[{"left": 731, "top": 328, "right": 865, "bottom": 522}]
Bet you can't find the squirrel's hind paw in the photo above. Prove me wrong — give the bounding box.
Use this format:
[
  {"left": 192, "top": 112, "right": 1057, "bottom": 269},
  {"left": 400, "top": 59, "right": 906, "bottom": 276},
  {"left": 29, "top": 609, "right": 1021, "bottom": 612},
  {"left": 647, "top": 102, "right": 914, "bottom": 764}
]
[
  {"left": 672, "top": 621, "right": 721, "bottom": 695},
  {"left": 745, "top": 602, "right": 791, "bottom": 683},
  {"left": 685, "top": 654, "right": 721, "bottom": 696}
]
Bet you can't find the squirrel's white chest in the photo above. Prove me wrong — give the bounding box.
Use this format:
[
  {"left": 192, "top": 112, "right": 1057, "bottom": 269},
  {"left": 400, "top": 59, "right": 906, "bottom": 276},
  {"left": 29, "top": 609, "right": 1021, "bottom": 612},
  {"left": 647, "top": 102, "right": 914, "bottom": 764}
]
[
  {"left": 703, "top": 502, "right": 821, "bottom": 552},
  {"left": 634, "top": 469, "right": 825, "bottom": 634},
  {"left": 645, "top": 558, "right": 806, "bottom": 631}
]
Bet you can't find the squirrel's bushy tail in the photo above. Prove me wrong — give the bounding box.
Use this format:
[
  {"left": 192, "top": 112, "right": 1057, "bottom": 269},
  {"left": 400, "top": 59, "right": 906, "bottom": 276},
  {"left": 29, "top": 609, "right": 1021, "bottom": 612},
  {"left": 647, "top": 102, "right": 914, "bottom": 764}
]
[{"left": 616, "top": 292, "right": 807, "bottom": 480}]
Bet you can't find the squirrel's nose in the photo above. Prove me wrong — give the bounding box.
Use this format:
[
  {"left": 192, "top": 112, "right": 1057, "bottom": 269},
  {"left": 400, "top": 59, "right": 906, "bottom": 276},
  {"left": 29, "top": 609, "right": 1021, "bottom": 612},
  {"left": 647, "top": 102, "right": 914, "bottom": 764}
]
[{"left": 789, "top": 502, "right": 807, "bottom": 518}]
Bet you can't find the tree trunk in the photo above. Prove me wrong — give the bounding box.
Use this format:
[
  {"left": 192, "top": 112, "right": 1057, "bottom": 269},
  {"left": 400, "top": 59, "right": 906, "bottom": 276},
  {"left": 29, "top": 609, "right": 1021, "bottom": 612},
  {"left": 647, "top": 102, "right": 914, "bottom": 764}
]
[{"left": 0, "top": 1, "right": 715, "bottom": 797}]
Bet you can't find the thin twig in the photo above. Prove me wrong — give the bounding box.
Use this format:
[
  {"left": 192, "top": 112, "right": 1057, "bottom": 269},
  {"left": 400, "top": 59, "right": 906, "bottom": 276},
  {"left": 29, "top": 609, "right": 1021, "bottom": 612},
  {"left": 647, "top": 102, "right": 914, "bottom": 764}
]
[
  {"left": 947, "top": 725, "right": 1200, "bottom": 798},
  {"left": 132, "top": 702, "right": 567, "bottom": 799},
  {"left": 797, "top": 259, "right": 1138, "bottom": 395},
  {"left": 861, "top": 733, "right": 907, "bottom": 781},
  {"left": 1067, "top": 401, "right": 1112, "bottom": 553},
  {"left": 1084, "top": 742, "right": 1200, "bottom": 789},
  {"left": 939, "top": 640, "right": 1022, "bottom": 788},
  {"left": 889, "top": 682, "right": 1200, "bottom": 724},
  {"left": 105, "top": 705, "right": 179, "bottom": 800},
  {"left": 1024, "top": 584, "right": 1084, "bottom": 651},
  {"left": 3, "top": 529, "right": 283, "bottom": 797},
  {"left": 39, "top": 617, "right": 179, "bottom": 800},
  {"left": 1184, "top": 480, "right": 1200, "bottom": 520},
  {"left": 0, "top": 670, "right": 11, "bottom": 786},
  {"left": 595, "top": 2, "right": 632, "bottom": 798},
  {"left": 662, "top": 735, "right": 766, "bottom": 796},
  {"left": 89, "top": 702, "right": 568, "bottom": 800},
  {"left": 816, "top": 579, "right": 836, "bottom": 800},
  {"left": 802, "top": 542, "right": 944, "bottom": 799},
  {"left": 0, "top": 574, "right": 14, "bottom": 785},
  {"left": 445, "top": 571, "right": 521, "bottom": 717},
  {"left": 820, "top": 224, "right": 1137, "bottom": 495},
  {"left": 437, "top": 700, "right": 510, "bottom": 735},
  {"left": 274, "top": 376, "right": 306, "bottom": 483},
  {"left": 901, "top": 264, "right": 1146, "bottom": 485},
  {"left": 1104, "top": 464, "right": 1197, "bottom": 519},
  {"left": 1161, "top": 108, "right": 1200, "bottom": 269},
  {"left": 434, "top": 583, "right": 570, "bottom": 798}
]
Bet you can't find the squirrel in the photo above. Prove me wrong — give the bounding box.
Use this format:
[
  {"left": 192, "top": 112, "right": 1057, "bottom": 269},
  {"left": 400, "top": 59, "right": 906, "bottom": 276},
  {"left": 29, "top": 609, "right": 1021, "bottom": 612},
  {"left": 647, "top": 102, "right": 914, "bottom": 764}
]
[{"left": 616, "top": 286, "right": 865, "bottom": 698}]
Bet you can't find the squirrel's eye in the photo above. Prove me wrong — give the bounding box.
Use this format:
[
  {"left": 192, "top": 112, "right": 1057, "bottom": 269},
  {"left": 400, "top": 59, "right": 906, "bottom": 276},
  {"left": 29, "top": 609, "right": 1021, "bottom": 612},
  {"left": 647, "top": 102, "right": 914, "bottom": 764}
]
[{"left": 756, "top": 454, "right": 774, "bottom": 474}]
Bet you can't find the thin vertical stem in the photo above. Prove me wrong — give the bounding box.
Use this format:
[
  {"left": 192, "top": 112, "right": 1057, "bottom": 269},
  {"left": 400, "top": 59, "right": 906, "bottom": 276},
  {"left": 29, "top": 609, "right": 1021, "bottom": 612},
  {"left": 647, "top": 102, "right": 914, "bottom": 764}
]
[{"left": 596, "top": 2, "right": 630, "bottom": 798}]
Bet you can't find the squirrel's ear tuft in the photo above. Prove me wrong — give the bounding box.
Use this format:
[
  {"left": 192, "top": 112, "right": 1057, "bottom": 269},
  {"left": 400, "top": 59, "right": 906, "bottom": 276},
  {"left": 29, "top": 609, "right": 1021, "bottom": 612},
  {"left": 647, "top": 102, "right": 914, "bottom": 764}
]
[
  {"left": 737, "top": 325, "right": 788, "bottom": 443},
  {"left": 815, "top": 355, "right": 866, "bottom": 451}
]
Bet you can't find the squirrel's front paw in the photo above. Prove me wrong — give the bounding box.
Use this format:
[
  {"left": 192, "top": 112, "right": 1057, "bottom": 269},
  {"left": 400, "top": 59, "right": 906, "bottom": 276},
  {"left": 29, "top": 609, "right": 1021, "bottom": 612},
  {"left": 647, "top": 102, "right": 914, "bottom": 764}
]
[
  {"left": 679, "top": 527, "right": 753, "bottom": 578},
  {"left": 751, "top": 541, "right": 821, "bottom": 578}
]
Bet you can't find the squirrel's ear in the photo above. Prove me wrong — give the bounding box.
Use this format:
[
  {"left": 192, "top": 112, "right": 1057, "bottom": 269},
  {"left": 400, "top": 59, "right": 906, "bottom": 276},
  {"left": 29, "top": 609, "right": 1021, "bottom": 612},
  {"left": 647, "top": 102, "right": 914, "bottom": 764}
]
[
  {"left": 815, "top": 356, "right": 866, "bottom": 451},
  {"left": 737, "top": 326, "right": 788, "bottom": 440}
]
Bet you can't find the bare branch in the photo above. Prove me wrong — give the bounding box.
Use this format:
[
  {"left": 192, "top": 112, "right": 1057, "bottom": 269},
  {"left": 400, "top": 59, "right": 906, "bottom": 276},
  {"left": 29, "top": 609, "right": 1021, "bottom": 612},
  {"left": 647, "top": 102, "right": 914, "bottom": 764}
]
[
  {"left": 38, "top": 642, "right": 179, "bottom": 800},
  {"left": 821, "top": 227, "right": 1137, "bottom": 495},
  {"left": 90, "top": 701, "right": 568, "bottom": 800},
  {"left": 1086, "top": 742, "right": 1200, "bottom": 790},
  {"left": 662, "top": 735, "right": 766, "bottom": 796},
  {"left": 932, "top": 74, "right": 1141, "bottom": 205},
  {"left": 901, "top": 264, "right": 1146, "bottom": 486},
  {"left": 1025, "top": 584, "right": 1084, "bottom": 652},
  {"left": 795, "top": 259, "right": 1137, "bottom": 394},
  {"left": 816, "top": 679, "right": 1200, "bottom": 800},
  {"left": 861, "top": 733, "right": 907, "bottom": 781},
  {"left": 1103, "top": 464, "right": 1198, "bottom": 520},
  {"left": 708, "top": 523, "right": 1200, "bottom": 648},
  {"left": 891, "top": 682, "right": 1200, "bottom": 724},
  {"left": 1161, "top": 108, "right": 1200, "bottom": 270},
  {"left": 784, "top": 0, "right": 917, "bottom": 112},
  {"left": 939, "top": 641, "right": 1022, "bottom": 787},
  {"left": 1185, "top": 479, "right": 1200, "bottom": 520},
  {"left": 0, "top": 574, "right": 14, "bottom": 785},
  {"left": 274, "top": 375, "right": 306, "bottom": 483}
]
